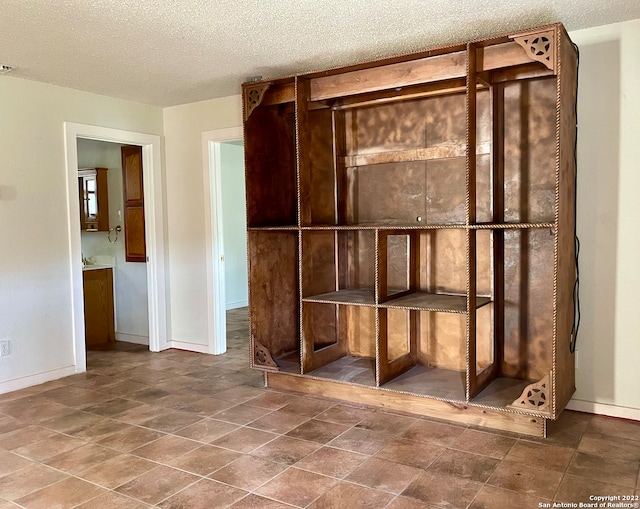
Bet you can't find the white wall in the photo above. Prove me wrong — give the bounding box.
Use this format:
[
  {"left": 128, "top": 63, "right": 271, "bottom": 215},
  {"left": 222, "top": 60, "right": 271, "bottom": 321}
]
[
  {"left": 0, "top": 75, "right": 162, "bottom": 392},
  {"left": 162, "top": 95, "right": 242, "bottom": 347},
  {"left": 77, "top": 139, "right": 149, "bottom": 343},
  {"left": 220, "top": 142, "right": 248, "bottom": 310},
  {"left": 568, "top": 19, "right": 640, "bottom": 415}
]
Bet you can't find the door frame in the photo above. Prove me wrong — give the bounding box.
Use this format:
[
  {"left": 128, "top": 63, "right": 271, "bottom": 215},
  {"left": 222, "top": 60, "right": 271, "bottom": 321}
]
[
  {"left": 64, "top": 122, "right": 168, "bottom": 372},
  {"left": 202, "top": 126, "right": 244, "bottom": 354}
]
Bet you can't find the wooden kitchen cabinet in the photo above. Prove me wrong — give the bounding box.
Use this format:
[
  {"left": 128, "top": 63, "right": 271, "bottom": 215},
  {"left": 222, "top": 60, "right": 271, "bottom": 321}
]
[
  {"left": 83, "top": 268, "right": 115, "bottom": 346},
  {"left": 121, "top": 145, "right": 146, "bottom": 262},
  {"left": 78, "top": 168, "right": 109, "bottom": 232},
  {"left": 243, "top": 23, "right": 578, "bottom": 437}
]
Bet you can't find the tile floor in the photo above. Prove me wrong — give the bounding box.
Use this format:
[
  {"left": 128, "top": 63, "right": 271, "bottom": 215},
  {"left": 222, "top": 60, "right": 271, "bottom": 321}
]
[{"left": 0, "top": 308, "right": 639, "bottom": 508}]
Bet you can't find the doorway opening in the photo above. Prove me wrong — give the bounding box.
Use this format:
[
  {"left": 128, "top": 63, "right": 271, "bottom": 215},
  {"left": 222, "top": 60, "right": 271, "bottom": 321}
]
[
  {"left": 64, "top": 123, "right": 168, "bottom": 373},
  {"left": 77, "top": 139, "right": 149, "bottom": 351},
  {"left": 202, "top": 127, "right": 247, "bottom": 355}
]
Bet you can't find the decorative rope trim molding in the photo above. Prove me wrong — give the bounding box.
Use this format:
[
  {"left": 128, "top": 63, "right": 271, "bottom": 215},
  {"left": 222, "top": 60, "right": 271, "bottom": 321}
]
[
  {"left": 253, "top": 338, "right": 279, "bottom": 370},
  {"left": 510, "top": 373, "right": 551, "bottom": 412},
  {"left": 511, "top": 29, "right": 557, "bottom": 72}
]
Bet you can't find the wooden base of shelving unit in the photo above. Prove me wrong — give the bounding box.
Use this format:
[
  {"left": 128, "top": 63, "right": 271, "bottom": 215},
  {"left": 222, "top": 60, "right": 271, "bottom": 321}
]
[{"left": 265, "top": 371, "right": 547, "bottom": 438}]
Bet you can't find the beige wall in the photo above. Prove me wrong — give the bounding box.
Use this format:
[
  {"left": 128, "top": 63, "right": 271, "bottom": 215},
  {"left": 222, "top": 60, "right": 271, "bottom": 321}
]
[
  {"left": 0, "top": 75, "right": 162, "bottom": 390},
  {"left": 569, "top": 19, "right": 640, "bottom": 413},
  {"left": 162, "top": 96, "right": 242, "bottom": 346}
]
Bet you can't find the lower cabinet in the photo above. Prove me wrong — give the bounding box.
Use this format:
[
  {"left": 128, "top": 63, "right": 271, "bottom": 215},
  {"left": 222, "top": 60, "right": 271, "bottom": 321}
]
[{"left": 83, "top": 268, "right": 115, "bottom": 346}]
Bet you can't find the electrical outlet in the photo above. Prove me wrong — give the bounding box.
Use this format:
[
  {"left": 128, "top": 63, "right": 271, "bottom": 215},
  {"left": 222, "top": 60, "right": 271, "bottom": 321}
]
[{"left": 0, "top": 340, "right": 10, "bottom": 357}]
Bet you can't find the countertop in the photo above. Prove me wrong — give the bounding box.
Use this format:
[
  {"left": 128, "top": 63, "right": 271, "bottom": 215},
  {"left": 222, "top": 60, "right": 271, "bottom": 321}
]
[{"left": 82, "top": 255, "right": 115, "bottom": 272}]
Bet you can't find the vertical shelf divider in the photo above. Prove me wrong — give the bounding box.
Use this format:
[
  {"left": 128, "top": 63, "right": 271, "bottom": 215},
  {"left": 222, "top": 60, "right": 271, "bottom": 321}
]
[
  {"left": 466, "top": 43, "right": 478, "bottom": 401},
  {"left": 296, "top": 77, "right": 312, "bottom": 373},
  {"left": 491, "top": 82, "right": 506, "bottom": 387},
  {"left": 376, "top": 230, "right": 419, "bottom": 385}
]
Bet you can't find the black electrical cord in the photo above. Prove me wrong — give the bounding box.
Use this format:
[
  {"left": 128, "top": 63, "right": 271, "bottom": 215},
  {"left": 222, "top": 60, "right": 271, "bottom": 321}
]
[{"left": 569, "top": 42, "right": 581, "bottom": 354}]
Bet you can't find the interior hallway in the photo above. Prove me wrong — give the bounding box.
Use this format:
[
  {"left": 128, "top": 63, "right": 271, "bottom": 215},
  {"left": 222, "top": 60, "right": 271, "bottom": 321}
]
[{"left": 0, "top": 308, "right": 638, "bottom": 508}]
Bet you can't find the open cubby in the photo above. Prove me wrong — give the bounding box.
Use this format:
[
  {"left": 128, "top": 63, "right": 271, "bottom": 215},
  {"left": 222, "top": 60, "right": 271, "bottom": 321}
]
[
  {"left": 244, "top": 23, "right": 577, "bottom": 437},
  {"left": 245, "top": 99, "right": 297, "bottom": 228},
  {"left": 248, "top": 230, "right": 300, "bottom": 372},
  {"left": 302, "top": 302, "right": 377, "bottom": 380},
  {"left": 301, "top": 230, "right": 376, "bottom": 305}
]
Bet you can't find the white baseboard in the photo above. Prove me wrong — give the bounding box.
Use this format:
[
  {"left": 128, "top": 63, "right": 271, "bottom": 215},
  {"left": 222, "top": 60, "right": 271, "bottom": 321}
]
[
  {"left": 567, "top": 399, "right": 640, "bottom": 421},
  {"left": 116, "top": 333, "right": 149, "bottom": 345},
  {"left": 169, "top": 340, "right": 211, "bottom": 354},
  {"left": 226, "top": 300, "right": 248, "bottom": 310},
  {"left": 0, "top": 365, "right": 77, "bottom": 394}
]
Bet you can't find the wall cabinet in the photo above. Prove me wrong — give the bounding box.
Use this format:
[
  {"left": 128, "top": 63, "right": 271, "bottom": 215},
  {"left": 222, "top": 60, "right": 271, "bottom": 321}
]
[
  {"left": 83, "top": 268, "right": 115, "bottom": 346},
  {"left": 243, "top": 23, "right": 578, "bottom": 437},
  {"left": 121, "top": 146, "right": 146, "bottom": 262},
  {"left": 78, "top": 168, "right": 109, "bottom": 232}
]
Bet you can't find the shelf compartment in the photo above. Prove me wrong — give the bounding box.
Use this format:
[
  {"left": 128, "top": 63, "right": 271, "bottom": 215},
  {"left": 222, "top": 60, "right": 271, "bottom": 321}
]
[
  {"left": 378, "top": 308, "right": 417, "bottom": 385},
  {"left": 501, "top": 76, "right": 557, "bottom": 224},
  {"left": 377, "top": 308, "right": 467, "bottom": 392},
  {"left": 298, "top": 88, "right": 339, "bottom": 226},
  {"left": 302, "top": 303, "right": 376, "bottom": 374},
  {"left": 383, "top": 365, "right": 467, "bottom": 402},
  {"left": 376, "top": 229, "right": 469, "bottom": 309},
  {"left": 470, "top": 377, "right": 540, "bottom": 411},
  {"left": 301, "top": 230, "right": 375, "bottom": 299},
  {"left": 245, "top": 101, "right": 297, "bottom": 227},
  {"left": 501, "top": 228, "right": 554, "bottom": 381},
  {"left": 248, "top": 231, "right": 300, "bottom": 372},
  {"left": 415, "top": 229, "right": 469, "bottom": 296},
  {"left": 379, "top": 231, "right": 415, "bottom": 301},
  {"left": 320, "top": 91, "right": 470, "bottom": 227},
  {"left": 306, "top": 355, "right": 377, "bottom": 387}
]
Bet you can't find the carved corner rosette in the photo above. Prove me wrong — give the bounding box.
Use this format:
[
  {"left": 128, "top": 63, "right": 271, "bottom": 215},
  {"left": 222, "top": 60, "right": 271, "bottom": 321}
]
[
  {"left": 253, "top": 337, "right": 279, "bottom": 371},
  {"left": 510, "top": 28, "right": 557, "bottom": 72},
  {"left": 243, "top": 82, "right": 270, "bottom": 121},
  {"left": 510, "top": 373, "right": 551, "bottom": 412}
]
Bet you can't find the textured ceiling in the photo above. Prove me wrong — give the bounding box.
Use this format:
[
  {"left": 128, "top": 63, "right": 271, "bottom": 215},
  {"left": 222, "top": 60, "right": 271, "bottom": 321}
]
[{"left": 2, "top": 0, "right": 639, "bottom": 106}]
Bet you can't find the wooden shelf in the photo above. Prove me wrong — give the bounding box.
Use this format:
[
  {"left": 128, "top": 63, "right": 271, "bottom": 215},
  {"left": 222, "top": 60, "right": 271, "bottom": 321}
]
[
  {"left": 307, "top": 355, "right": 377, "bottom": 386},
  {"left": 382, "top": 365, "right": 466, "bottom": 401},
  {"left": 471, "top": 377, "right": 538, "bottom": 411},
  {"left": 301, "top": 224, "right": 466, "bottom": 230},
  {"left": 471, "top": 222, "right": 555, "bottom": 230},
  {"left": 382, "top": 292, "right": 491, "bottom": 313},
  {"left": 248, "top": 225, "right": 299, "bottom": 231},
  {"left": 302, "top": 289, "right": 376, "bottom": 307}
]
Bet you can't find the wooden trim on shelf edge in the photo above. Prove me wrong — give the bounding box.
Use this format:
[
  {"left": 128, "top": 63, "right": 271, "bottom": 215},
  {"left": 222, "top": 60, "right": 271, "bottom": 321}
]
[{"left": 265, "top": 371, "right": 547, "bottom": 437}]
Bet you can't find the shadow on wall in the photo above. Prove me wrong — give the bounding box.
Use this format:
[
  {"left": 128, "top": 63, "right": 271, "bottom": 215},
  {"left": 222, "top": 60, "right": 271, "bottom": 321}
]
[{"left": 575, "top": 38, "right": 620, "bottom": 402}]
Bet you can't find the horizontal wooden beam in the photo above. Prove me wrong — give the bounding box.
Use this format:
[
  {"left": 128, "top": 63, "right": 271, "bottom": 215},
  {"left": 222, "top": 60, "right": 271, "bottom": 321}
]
[
  {"left": 310, "top": 42, "right": 538, "bottom": 102},
  {"left": 344, "top": 141, "right": 491, "bottom": 167},
  {"left": 266, "top": 371, "right": 547, "bottom": 437}
]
